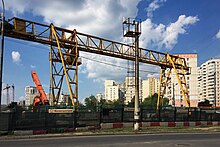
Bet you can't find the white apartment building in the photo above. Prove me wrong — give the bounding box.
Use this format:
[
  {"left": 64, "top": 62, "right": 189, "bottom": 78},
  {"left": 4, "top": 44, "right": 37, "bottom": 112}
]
[
  {"left": 169, "top": 54, "right": 198, "bottom": 107},
  {"left": 25, "top": 86, "right": 37, "bottom": 106},
  {"left": 104, "top": 80, "right": 120, "bottom": 101},
  {"left": 124, "top": 76, "right": 142, "bottom": 104},
  {"left": 142, "top": 77, "right": 160, "bottom": 100},
  {"left": 96, "top": 93, "right": 104, "bottom": 102},
  {"left": 198, "top": 58, "right": 220, "bottom": 107}
]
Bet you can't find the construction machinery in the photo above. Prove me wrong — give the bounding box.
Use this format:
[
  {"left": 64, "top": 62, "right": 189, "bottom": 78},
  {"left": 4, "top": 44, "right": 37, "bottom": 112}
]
[{"left": 31, "top": 70, "right": 49, "bottom": 106}]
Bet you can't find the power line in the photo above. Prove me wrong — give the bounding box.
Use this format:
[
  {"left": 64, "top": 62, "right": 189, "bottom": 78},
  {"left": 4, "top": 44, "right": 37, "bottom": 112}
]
[
  {"left": 6, "top": 38, "right": 160, "bottom": 74},
  {"left": 81, "top": 55, "right": 159, "bottom": 74}
]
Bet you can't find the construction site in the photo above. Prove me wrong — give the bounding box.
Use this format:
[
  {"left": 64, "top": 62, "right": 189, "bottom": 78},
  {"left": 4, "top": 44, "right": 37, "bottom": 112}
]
[{"left": 0, "top": 15, "right": 220, "bottom": 133}]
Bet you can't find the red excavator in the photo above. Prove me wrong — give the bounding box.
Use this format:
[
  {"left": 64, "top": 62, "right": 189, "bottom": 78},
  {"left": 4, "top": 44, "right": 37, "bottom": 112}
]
[{"left": 31, "top": 70, "right": 50, "bottom": 106}]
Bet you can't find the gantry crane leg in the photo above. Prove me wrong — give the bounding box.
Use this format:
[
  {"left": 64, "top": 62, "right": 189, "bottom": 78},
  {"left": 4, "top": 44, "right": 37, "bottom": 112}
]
[
  {"left": 157, "top": 68, "right": 172, "bottom": 111},
  {"left": 49, "top": 25, "right": 79, "bottom": 106},
  {"left": 157, "top": 53, "right": 190, "bottom": 111}
]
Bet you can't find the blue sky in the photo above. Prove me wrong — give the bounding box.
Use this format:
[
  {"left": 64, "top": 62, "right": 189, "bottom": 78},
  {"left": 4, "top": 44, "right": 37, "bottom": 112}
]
[{"left": 1, "top": 0, "right": 220, "bottom": 104}]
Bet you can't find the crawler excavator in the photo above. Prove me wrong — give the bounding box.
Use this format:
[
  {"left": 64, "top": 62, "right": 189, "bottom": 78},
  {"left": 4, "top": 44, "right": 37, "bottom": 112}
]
[{"left": 31, "top": 70, "right": 50, "bottom": 106}]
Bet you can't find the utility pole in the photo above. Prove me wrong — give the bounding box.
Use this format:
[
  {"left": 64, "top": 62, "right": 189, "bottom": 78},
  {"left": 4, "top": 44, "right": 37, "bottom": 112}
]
[
  {"left": 134, "top": 21, "right": 140, "bottom": 130},
  {"left": 123, "top": 17, "right": 141, "bottom": 130},
  {"left": 0, "top": 0, "right": 5, "bottom": 112}
]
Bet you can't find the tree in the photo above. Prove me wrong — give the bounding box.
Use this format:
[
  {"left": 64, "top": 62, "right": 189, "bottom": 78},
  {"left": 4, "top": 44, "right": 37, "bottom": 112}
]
[
  {"left": 98, "top": 99, "right": 108, "bottom": 106},
  {"left": 84, "top": 95, "right": 98, "bottom": 108},
  {"left": 111, "top": 99, "right": 124, "bottom": 107},
  {"left": 162, "top": 97, "right": 169, "bottom": 107},
  {"left": 198, "top": 99, "right": 212, "bottom": 107},
  {"left": 140, "top": 93, "right": 158, "bottom": 109},
  {"left": 140, "top": 93, "right": 169, "bottom": 109},
  {"left": 127, "top": 96, "right": 135, "bottom": 107}
]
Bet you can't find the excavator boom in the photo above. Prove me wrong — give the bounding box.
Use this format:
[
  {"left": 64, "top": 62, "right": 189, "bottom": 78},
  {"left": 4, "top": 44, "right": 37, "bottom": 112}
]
[{"left": 31, "top": 70, "right": 49, "bottom": 106}]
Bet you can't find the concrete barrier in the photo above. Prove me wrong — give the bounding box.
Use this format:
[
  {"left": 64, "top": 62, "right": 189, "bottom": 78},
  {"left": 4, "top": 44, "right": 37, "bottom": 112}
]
[
  {"left": 14, "top": 130, "right": 33, "bottom": 135},
  {"left": 33, "top": 130, "right": 48, "bottom": 135}
]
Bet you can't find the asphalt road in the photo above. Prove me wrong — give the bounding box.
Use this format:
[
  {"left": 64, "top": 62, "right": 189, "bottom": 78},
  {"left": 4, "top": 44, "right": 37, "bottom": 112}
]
[{"left": 1, "top": 132, "right": 220, "bottom": 147}]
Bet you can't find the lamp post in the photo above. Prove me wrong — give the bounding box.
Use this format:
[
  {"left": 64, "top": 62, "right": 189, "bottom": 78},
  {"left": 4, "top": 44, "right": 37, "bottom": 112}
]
[{"left": 0, "top": 0, "right": 5, "bottom": 112}]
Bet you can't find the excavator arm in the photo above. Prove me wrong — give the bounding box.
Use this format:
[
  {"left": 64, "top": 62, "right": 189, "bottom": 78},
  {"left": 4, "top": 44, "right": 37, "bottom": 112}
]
[{"left": 31, "top": 70, "right": 49, "bottom": 106}]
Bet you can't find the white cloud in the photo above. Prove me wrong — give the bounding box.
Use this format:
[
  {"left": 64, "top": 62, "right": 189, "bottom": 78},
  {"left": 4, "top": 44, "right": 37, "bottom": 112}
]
[
  {"left": 146, "top": 0, "right": 167, "bottom": 18},
  {"left": 11, "top": 51, "right": 21, "bottom": 63},
  {"left": 80, "top": 52, "right": 127, "bottom": 83},
  {"left": 30, "top": 65, "right": 36, "bottom": 69},
  {"left": 216, "top": 29, "right": 220, "bottom": 39},
  {"left": 80, "top": 52, "right": 161, "bottom": 83},
  {"left": 140, "top": 15, "right": 199, "bottom": 50},
  {"left": 19, "top": 96, "right": 25, "bottom": 101},
  {"left": 5, "top": 0, "right": 140, "bottom": 40}
]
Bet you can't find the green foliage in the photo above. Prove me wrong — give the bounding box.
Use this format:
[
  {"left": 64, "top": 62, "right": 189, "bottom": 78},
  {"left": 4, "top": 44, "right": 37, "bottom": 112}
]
[
  {"left": 162, "top": 97, "right": 169, "bottom": 107},
  {"left": 198, "top": 99, "right": 212, "bottom": 107},
  {"left": 140, "top": 93, "right": 158, "bottom": 109},
  {"left": 140, "top": 93, "right": 169, "bottom": 109},
  {"left": 84, "top": 95, "right": 98, "bottom": 108},
  {"left": 127, "top": 96, "right": 135, "bottom": 107},
  {"left": 82, "top": 93, "right": 169, "bottom": 110}
]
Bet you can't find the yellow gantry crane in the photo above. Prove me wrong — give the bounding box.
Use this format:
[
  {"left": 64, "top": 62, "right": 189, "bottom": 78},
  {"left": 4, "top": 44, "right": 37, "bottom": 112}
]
[{"left": 1, "top": 17, "right": 190, "bottom": 109}]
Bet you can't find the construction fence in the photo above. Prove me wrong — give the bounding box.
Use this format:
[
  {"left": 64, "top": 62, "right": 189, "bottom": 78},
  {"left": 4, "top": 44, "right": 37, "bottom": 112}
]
[{"left": 1, "top": 106, "right": 220, "bottom": 131}]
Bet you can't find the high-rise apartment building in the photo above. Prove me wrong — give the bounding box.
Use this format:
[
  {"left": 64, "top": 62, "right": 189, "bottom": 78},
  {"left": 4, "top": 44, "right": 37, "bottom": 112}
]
[
  {"left": 104, "top": 80, "right": 120, "bottom": 101},
  {"left": 25, "top": 86, "right": 37, "bottom": 106},
  {"left": 124, "top": 76, "right": 142, "bottom": 104},
  {"left": 198, "top": 58, "right": 220, "bottom": 107},
  {"left": 168, "top": 54, "right": 198, "bottom": 107},
  {"left": 142, "top": 77, "right": 160, "bottom": 100}
]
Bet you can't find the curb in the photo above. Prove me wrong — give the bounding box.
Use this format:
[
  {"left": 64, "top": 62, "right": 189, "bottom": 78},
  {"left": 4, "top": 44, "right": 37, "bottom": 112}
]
[{"left": 101, "top": 121, "right": 220, "bottom": 129}]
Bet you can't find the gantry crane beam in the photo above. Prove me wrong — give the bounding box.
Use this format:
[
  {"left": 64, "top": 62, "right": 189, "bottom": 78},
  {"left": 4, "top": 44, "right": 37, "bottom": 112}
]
[{"left": 3, "top": 17, "right": 189, "bottom": 70}]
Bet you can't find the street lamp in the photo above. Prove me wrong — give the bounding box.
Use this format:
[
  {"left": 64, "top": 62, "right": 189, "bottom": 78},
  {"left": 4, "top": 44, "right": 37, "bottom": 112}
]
[{"left": 0, "top": 0, "right": 5, "bottom": 112}]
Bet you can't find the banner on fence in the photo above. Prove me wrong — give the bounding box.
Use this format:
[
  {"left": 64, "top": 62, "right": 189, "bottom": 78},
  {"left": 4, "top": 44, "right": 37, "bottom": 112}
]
[{"left": 48, "top": 109, "right": 73, "bottom": 113}]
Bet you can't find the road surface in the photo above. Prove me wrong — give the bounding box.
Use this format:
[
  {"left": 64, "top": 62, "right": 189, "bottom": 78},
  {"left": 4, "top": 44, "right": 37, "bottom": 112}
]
[{"left": 1, "top": 132, "right": 220, "bottom": 147}]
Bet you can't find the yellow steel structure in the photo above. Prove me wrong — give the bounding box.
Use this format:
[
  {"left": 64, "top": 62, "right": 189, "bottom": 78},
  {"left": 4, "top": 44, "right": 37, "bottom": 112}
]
[
  {"left": 49, "top": 25, "right": 79, "bottom": 106},
  {"left": 2, "top": 17, "right": 190, "bottom": 108},
  {"left": 157, "top": 54, "right": 190, "bottom": 111}
]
